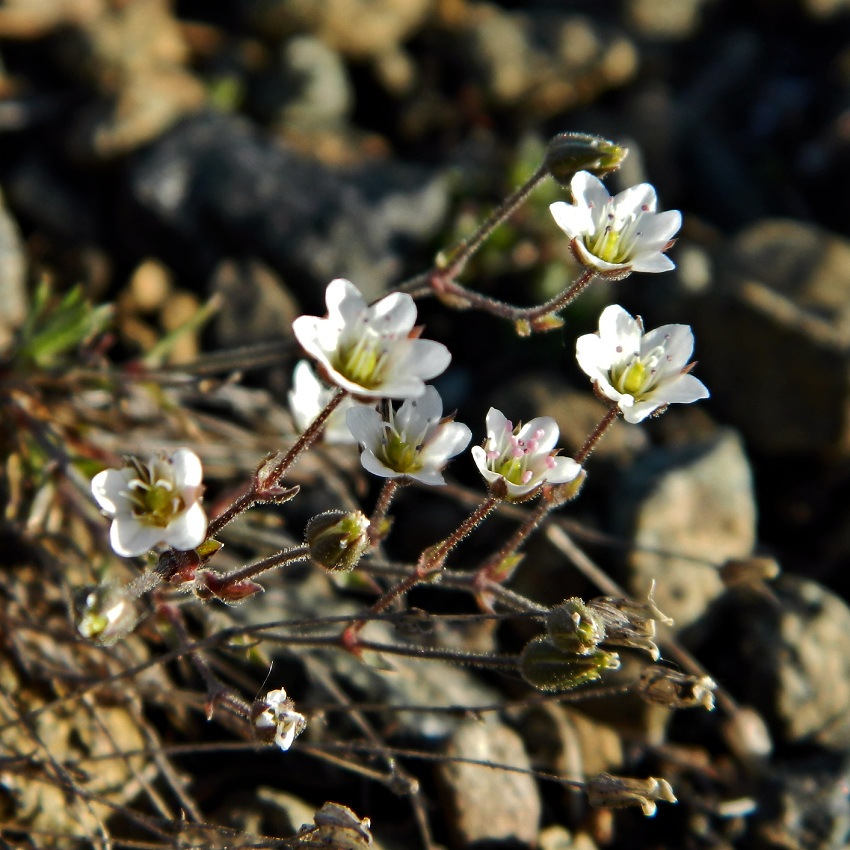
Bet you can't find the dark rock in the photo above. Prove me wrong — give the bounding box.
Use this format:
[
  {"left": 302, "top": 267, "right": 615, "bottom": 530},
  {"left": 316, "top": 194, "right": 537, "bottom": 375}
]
[{"left": 124, "top": 111, "right": 449, "bottom": 303}]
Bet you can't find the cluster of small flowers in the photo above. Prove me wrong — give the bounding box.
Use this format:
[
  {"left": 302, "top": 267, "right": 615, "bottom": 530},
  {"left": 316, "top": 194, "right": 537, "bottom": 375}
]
[{"left": 86, "top": 164, "right": 709, "bottom": 777}]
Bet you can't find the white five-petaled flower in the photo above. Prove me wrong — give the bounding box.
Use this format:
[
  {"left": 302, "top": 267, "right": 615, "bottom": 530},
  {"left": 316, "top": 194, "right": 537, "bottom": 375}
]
[
  {"left": 91, "top": 448, "right": 207, "bottom": 557},
  {"left": 292, "top": 279, "right": 451, "bottom": 399},
  {"left": 254, "top": 688, "right": 307, "bottom": 752},
  {"left": 550, "top": 171, "right": 682, "bottom": 276},
  {"left": 346, "top": 386, "right": 472, "bottom": 486},
  {"left": 471, "top": 408, "right": 582, "bottom": 500},
  {"left": 288, "top": 360, "right": 360, "bottom": 445},
  {"left": 576, "top": 304, "right": 709, "bottom": 424}
]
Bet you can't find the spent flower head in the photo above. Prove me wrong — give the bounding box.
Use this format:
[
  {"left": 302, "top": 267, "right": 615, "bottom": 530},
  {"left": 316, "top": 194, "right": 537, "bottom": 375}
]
[
  {"left": 550, "top": 171, "right": 681, "bottom": 277},
  {"left": 346, "top": 386, "right": 471, "bottom": 486},
  {"left": 91, "top": 448, "right": 207, "bottom": 557},
  {"left": 253, "top": 687, "right": 307, "bottom": 751},
  {"left": 577, "top": 304, "right": 709, "bottom": 424},
  {"left": 288, "top": 360, "right": 360, "bottom": 445},
  {"left": 471, "top": 408, "right": 582, "bottom": 501},
  {"left": 292, "top": 278, "right": 451, "bottom": 399}
]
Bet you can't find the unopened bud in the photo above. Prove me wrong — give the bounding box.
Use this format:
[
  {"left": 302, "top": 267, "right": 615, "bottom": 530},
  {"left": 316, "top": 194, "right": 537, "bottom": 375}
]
[
  {"left": 546, "top": 598, "right": 606, "bottom": 654},
  {"left": 305, "top": 510, "right": 370, "bottom": 572},
  {"left": 586, "top": 773, "right": 677, "bottom": 817},
  {"left": 193, "top": 569, "right": 264, "bottom": 604},
  {"left": 521, "top": 635, "right": 620, "bottom": 692},
  {"left": 545, "top": 132, "right": 628, "bottom": 186},
  {"left": 74, "top": 584, "right": 139, "bottom": 645},
  {"left": 638, "top": 667, "right": 716, "bottom": 710}
]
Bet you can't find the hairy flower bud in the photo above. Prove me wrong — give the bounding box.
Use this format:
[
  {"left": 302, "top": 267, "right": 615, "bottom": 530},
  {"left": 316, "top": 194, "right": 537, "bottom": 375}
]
[
  {"left": 520, "top": 635, "right": 620, "bottom": 692},
  {"left": 305, "top": 510, "right": 370, "bottom": 572},
  {"left": 544, "top": 132, "right": 628, "bottom": 185},
  {"left": 586, "top": 773, "right": 677, "bottom": 817},
  {"left": 545, "top": 598, "right": 606, "bottom": 654},
  {"left": 638, "top": 667, "right": 716, "bottom": 710}
]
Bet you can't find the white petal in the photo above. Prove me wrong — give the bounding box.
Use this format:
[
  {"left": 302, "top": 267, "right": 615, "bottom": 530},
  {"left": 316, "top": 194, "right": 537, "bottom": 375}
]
[
  {"left": 360, "top": 450, "right": 402, "bottom": 479},
  {"left": 630, "top": 253, "right": 676, "bottom": 273},
  {"left": 642, "top": 323, "right": 694, "bottom": 370},
  {"left": 92, "top": 468, "right": 130, "bottom": 515},
  {"left": 621, "top": 400, "right": 660, "bottom": 424},
  {"left": 571, "top": 240, "right": 630, "bottom": 273},
  {"left": 632, "top": 210, "right": 681, "bottom": 249},
  {"left": 292, "top": 315, "right": 328, "bottom": 362},
  {"left": 575, "top": 332, "right": 609, "bottom": 380},
  {"left": 408, "top": 468, "right": 447, "bottom": 486},
  {"left": 546, "top": 456, "right": 583, "bottom": 484},
  {"left": 517, "top": 416, "right": 559, "bottom": 453},
  {"left": 484, "top": 408, "right": 510, "bottom": 442},
  {"left": 571, "top": 171, "right": 611, "bottom": 212},
  {"left": 471, "top": 445, "right": 496, "bottom": 479},
  {"left": 170, "top": 448, "right": 203, "bottom": 488},
  {"left": 346, "top": 405, "right": 385, "bottom": 449},
  {"left": 611, "top": 183, "right": 657, "bottom": 219},
  {"left": 368, "top": 290, "right": 417, "bottom": 334},
  {"left": 325, "top": 278, "right": 366, "bottom": 326},
  {"left": 659, "top": 373, "right": 710, "bottom": 404},
  {"left": 396, "top": 385, "right": 442, "bottom": 435},
  {"left": 598, "top": 305, "right": 641, "bottom": 351},
  {"left": 164, "top": 502, "right": 208, "bottom": 550},
  {"left": 399, "top": 339, "right": 452, "bottom": 383},
  {"left": 549, "top": 201, "right": 593, "bottom": 239},
  {"left": 422, "top": 422, "right": 472, "bottom": 464},
  {"left": 110, "top": 519, "right": 165, "bottom": 557}
]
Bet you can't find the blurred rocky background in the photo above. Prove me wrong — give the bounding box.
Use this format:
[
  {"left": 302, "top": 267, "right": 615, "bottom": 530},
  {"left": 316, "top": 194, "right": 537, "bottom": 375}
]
[{"left": 3, "top": 1, "right": 850, "bottom": 849}]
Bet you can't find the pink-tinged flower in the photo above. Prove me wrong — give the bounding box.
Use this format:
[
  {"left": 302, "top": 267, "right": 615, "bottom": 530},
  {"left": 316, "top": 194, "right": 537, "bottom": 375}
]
[
  {"left": 471, "top": 408, "right": 582, "bottom": 500},
  {"left": 292, "top": 279, "right": 451, "bottom": 399},
  {"left": 550, "top": 171, "right": 681, "bottom": 276},
  {"left": 346, "top": 385, "right": 471, "bottom": 486},
  {"left": 288, "top": 360, "right": 360, "bottom": 445},
  {"left": 91, "top": 448, "right": 207, "bottom": 557},
  {"left": 576, "top": 304, "right": 709, "bottom": 424}
]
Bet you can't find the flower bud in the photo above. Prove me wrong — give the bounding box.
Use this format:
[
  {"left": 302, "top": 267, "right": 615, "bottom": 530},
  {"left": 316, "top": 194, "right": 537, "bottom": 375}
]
[
  {"left": 545, "top": 598, "right": 606, "bottom": 654},
  {"left": 520, "top": 635, "right": 620, "bottom": 692},
  {"left": 193, "top": 569, "right": 264, "bottom": 604},
  {"left": 586, "top": 773, "right": 677, "bottom": 817},
  {"left": 74, "top": 584, "right": 139, "bottom": 645},
  {"left": 305, "top": 510, "right": 370, "bottom": 572},
  {"left": 638, "top": 667, "right": 716, "bottom": 711},
  {"left": 544, "top": 132, "right": 628, "bottom": 186}
]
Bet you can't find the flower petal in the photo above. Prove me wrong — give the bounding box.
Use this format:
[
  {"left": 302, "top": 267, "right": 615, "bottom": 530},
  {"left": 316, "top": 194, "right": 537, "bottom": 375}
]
[
  {"left": 517, "top": 416, "right": 559, "bottom": 453},
  {"left": 642, "top": 323, "right": 694, "bottom": 370},
  {"left": 549, "top": 201, "right": 593, "bottom": 239},
  {"left": 659, "top": 373, "right": 710, "bottom": 404},
  {"left": 170, "top": 448, "right": 203, "bottom": 488},
  {"left": 611, "top": 183, "right": 658, "bottom": 220},
  {"left": 110, "top": 520, "right": 165, "bottom": 558},
  {"left": 359, "top": 450, "right": 402, "bottom": 479},
  {"left": 570, "top": 171, "right": 611, "bottom": 213},
  {"left": 630, "top": 253, "right": 676, "bottom": 273},
  {"left": 325, "top": 278, "right": 366, "bottom": 326},
  {"left": 164, "top": 502, "right": 208, "bottom": 550},
  {"left": 368, "top": 290, "right": 417, "bottom": 333},
  {"left": 92, "top": 468, "right": 130, "bottom": 515},
  {"left": 346, "top": 405, "right": 385, "bottom": 448},
  {"left": 546, "top": 456, "right": 583, "bottom": 485}
]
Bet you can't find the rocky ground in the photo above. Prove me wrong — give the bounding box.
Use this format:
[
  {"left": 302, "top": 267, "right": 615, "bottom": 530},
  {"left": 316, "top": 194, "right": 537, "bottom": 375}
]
[{"left": 3, "top": 1, "right": 850, "bottom": 849}]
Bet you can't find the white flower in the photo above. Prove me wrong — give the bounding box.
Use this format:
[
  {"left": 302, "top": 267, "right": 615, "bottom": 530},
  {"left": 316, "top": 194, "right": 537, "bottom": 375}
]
[
  {"left": 292, "top": 279, "right": 451, "bottom": 399},
  {"left": 471, "top": 408, "right": 582, "bottom": 500},
  {"left": 288, "top": 360, "right": 359, "bottom": 445},
  {"left": 91, "top": 448, "right": 207, "bottom": 557},
  {"left": 550, "top": 171, "right": 681, "bottom": 276},
  {"left": 576, "top": 304, "right": 709, "bottom": 424},
  {"left": 254, "top": 688, "right": 307, "bottom": 751},
  {"left": 346, "top": 386, "right": 471, "bottom": 486}
]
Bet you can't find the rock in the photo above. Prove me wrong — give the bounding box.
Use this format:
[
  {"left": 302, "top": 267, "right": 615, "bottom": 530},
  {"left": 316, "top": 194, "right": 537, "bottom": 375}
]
[
  {"left": 437, "top": 718, "right": 542, "bottom": 848},
  {"left": 210, "top": 258, "right": 300, "bottom": 349},
  {"left": 705, "top": 575, "right": 850, "bottom": 751},
  {"left": 459, "top": 6, "right": 638, "bottom": 117},
  {"left": 244, "top": 0, "right": 433, "bottom": 61},
  {"left": 624, "top": 0, "right": 711, "bottom": 40},
  {"left": 0, "top": 189, "right": 27, "bottom": 352},
  {"left": 696, "top": 219, "right": 850, "bottom": 455},
  {"left": 615, "top": 429, "right": 757, "bottom": 632},
  {"left": 125, "top": 111, "right": 450, "bottom": 302},
  {"left": 253, "top": 35, "right": 354, "bottom": 132}
]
